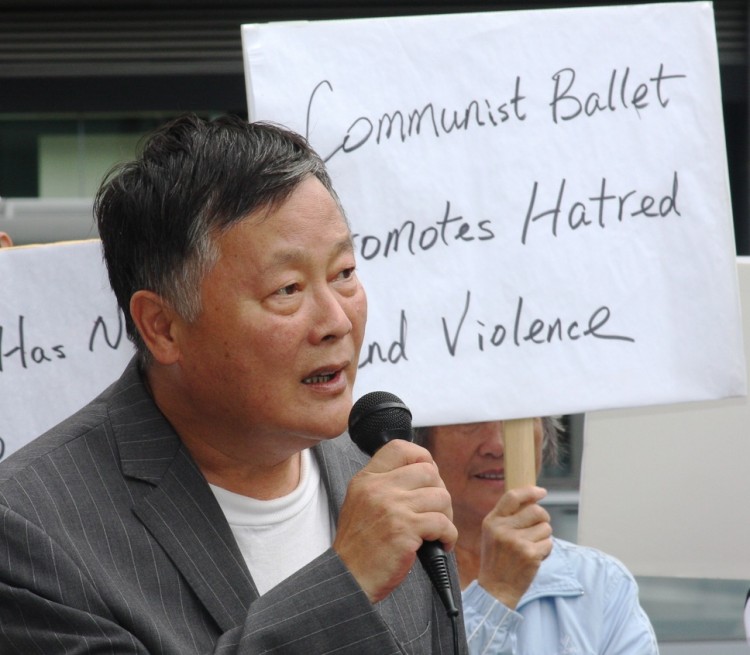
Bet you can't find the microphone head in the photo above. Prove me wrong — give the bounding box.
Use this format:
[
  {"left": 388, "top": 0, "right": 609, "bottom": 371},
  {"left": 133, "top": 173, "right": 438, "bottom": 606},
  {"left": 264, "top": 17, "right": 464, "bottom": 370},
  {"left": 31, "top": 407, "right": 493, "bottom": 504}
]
[{"left": 348, "top": 391, "right": 413, "bottom": 456}]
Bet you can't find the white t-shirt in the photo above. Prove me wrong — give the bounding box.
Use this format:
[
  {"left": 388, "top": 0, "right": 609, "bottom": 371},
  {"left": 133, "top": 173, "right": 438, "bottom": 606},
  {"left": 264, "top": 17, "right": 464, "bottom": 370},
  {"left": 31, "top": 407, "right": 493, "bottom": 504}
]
[{"left": 209, "top": 449, "right": 334, "bottom": 595}]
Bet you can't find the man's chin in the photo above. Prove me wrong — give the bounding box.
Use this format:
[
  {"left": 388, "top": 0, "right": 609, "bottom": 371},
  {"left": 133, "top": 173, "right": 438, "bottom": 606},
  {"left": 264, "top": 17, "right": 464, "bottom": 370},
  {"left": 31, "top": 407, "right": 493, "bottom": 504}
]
[{"left": 305, "top": 414, "right": 350, "bottom": 441}]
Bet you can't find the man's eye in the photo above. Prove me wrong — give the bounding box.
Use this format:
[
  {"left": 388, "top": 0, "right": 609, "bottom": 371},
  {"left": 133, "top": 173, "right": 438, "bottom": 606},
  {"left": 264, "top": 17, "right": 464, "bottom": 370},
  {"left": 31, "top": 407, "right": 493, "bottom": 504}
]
[
  {"left": 276, "top": 283, "right": 299, "bottom": 296},
  {"left": 337, "top": 267, "right": 355, "bottom": 281}
]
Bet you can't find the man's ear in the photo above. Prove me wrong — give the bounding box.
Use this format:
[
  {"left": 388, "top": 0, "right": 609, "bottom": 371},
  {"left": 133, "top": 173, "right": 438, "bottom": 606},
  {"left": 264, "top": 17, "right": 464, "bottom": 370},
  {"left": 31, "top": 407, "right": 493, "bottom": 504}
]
[{"left": 130, "top": 290, "right": 182, "bottom": 365}]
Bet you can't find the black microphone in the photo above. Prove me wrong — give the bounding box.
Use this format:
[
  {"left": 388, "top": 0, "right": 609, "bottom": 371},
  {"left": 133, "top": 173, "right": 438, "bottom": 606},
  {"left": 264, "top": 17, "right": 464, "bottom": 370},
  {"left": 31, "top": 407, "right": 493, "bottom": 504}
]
[{"left": 348, "top": 391, "right": 459, "bottom": 617}]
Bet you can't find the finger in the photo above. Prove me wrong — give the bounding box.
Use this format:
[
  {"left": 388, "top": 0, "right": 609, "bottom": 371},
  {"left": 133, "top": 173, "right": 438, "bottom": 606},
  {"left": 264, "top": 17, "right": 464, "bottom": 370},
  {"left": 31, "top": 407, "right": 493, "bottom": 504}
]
[
  {"left": 418, "top": 512, "right": 459, "bottom": 552},
  {"left": 518, "top": 532, "right": 554, "bottom": 563},
  {"left": 346, "top": 461, "right": 454, "bottom": 533},
  {"left": 365, "top": 439, "right": 436, "bottom": 473},
  {"left": 519, "top": 520, "right": 553, "bottom": 544},
  {"left": 509, "top": 502, "right": 551, "bottom": 529},
  {"left": 357, "top": 470, "right": 454, "bottom": 531},
  {"left": 482, "top": 504, "right": 551, "bottom": 540},
  {"left": 399, "top": 484, "right": 454, "bottom": 522},
  {"left": 492, "top": 485, "right": 548, "bottom": 517}
]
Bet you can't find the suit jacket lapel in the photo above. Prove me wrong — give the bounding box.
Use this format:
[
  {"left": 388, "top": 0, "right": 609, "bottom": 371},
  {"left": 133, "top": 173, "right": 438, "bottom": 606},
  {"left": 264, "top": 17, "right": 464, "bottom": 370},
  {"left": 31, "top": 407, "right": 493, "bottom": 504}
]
[
  {"left": 111, "top": 359, "right": 257, "bottom": 633},
  {"left": 313, "top": 435, "right": 369, "bottom": 526},
  {"left": 131, "top": 451, "right": 258, "bottom": 632}
]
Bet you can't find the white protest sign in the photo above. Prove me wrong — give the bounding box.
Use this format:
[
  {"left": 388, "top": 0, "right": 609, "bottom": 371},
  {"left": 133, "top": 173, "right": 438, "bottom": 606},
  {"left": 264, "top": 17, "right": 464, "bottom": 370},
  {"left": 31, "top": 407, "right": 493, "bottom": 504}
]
[
  {"left": 242, "top": 2, "right": 745, "bottom": 426},
  {"left": 0, "top": 241, "right": 134, "bottom": 460},
  {"left": 579, "top": 257, "right": 750, "bottom": 580}
]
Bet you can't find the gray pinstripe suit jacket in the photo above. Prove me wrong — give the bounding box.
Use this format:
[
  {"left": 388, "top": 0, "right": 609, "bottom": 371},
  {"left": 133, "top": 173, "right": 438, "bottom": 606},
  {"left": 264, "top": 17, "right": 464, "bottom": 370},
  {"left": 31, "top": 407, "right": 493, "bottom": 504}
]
[{"left": 0, "top": 359, "right": 466, "bottom": 654}]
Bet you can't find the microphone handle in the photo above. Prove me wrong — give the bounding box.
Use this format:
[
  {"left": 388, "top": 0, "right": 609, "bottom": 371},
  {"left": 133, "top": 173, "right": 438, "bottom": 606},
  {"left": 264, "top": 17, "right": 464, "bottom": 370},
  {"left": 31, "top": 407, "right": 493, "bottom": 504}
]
[{"left": 418, "top": 541, "right": 459, "bottom": 617}]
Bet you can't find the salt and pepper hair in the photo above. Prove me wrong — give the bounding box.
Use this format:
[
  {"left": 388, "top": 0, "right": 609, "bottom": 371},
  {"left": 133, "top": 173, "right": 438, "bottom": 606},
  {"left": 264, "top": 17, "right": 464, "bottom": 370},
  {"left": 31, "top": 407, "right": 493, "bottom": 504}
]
[
  {"left": 541, "top": 415, "right": 563, "bottom": 468},
  {"left": 94, "top": 113, "right": 340, "bottom": 365},
  {"left": 414, "top": 416, "right": 563, "bottom": 469}
]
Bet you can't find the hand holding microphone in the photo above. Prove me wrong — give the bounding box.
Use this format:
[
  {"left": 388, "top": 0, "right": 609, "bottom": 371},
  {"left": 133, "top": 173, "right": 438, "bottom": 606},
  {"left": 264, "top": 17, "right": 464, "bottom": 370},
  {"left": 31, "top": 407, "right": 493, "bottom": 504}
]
[{"left": 333, "top": 391, "right": 459, "bottom": 616}]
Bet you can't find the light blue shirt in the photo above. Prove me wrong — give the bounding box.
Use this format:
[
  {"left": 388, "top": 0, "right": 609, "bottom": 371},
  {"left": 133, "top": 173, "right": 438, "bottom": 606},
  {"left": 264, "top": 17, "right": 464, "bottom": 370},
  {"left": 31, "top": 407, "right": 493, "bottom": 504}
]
[{"left": 462, "top": 538, "right": 659, "bottom": 655}]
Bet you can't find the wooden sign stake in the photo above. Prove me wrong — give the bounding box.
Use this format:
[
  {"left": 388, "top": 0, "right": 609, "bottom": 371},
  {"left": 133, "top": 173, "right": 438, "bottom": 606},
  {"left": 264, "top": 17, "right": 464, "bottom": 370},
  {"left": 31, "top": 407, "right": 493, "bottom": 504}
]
[{"left": 504, "top": 418, "right": 536, "bottom": 490}]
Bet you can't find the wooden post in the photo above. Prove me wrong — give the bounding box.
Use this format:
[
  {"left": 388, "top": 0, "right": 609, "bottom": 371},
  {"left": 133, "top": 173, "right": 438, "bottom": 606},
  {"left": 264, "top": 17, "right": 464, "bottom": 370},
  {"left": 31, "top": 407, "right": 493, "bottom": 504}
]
[{"left": 504, "top": 418, "right": 536, "bottom": 489}]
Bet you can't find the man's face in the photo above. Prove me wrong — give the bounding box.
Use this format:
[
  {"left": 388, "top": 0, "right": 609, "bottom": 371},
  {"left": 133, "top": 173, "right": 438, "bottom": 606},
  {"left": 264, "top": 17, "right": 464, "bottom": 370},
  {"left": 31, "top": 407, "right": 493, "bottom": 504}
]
[
  {"left": 171, "top": 176, "right": 367, "bottom": 454},
  {"left": 428, "top": 420, "right": 543, "bottom": 524}
]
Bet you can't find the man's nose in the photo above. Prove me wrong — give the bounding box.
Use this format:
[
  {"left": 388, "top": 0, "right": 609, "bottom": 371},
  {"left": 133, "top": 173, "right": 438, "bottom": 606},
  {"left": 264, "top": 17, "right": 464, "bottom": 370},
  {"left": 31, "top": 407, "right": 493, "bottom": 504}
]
[{"left": 310, "top": 285, "right": 353, "bottom": 343}]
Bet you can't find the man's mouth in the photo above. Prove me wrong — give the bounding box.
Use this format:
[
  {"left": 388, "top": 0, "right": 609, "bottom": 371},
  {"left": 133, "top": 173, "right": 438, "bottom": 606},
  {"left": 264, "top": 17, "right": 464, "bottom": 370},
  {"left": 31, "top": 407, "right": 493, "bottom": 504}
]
[{"left": 302, "top": 370, "right": 338, "bottom": 384}]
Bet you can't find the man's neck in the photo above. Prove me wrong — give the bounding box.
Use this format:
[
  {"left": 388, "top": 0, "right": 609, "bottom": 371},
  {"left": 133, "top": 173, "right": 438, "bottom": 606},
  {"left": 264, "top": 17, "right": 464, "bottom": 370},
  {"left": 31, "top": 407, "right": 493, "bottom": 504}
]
[
  {"left": 201, "top": 450, "right": 302, "bottom": 500},
  {"left": 145, "top": 364, "right": 304, "bottom": 500}
]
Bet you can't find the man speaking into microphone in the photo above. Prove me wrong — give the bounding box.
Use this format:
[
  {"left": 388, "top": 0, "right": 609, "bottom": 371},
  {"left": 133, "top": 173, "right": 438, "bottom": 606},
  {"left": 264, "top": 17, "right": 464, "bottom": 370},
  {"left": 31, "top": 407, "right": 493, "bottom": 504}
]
[{"left": 0, "top": 114, "right": 466, "bottom": 654}]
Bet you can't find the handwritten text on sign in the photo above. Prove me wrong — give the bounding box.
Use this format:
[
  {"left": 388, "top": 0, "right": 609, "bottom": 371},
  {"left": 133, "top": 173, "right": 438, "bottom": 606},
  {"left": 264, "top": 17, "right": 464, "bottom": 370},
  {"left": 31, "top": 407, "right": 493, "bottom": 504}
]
[
  {"left": 242, "top": 3, "right": 745, "bottom": 425},
  {"left": 304, "top": 63, "right": 684, "bottom": 162},
  {"left": 0, "top": 241, "right": 135, "bottom": 460}
]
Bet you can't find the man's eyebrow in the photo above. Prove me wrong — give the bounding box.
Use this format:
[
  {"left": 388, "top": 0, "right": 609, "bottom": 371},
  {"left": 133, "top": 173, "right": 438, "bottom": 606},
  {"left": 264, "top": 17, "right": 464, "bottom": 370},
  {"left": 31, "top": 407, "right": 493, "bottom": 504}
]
[
  {"left": 333, "top": 236, "right": 355, "bottom": 257},
  {"left": 261, "top": 237, "right": 354, "bottom": 272}
]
